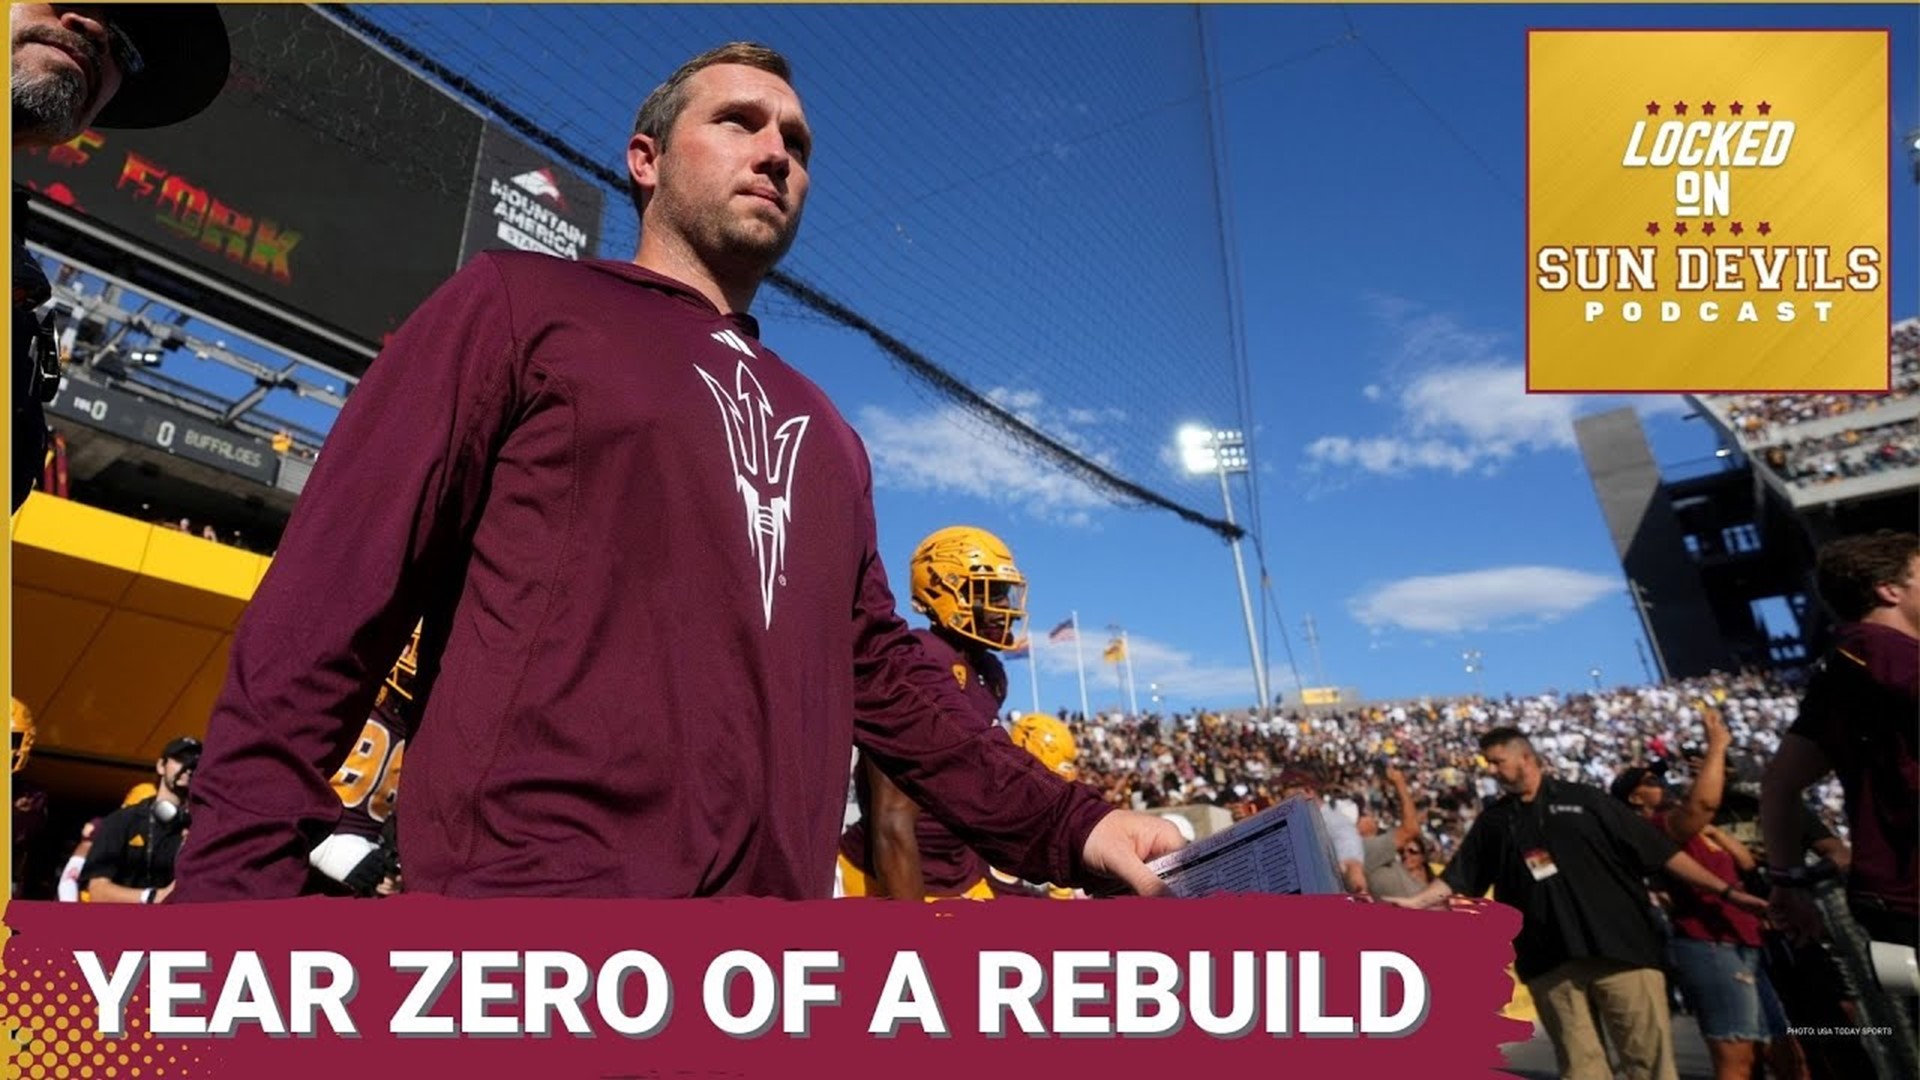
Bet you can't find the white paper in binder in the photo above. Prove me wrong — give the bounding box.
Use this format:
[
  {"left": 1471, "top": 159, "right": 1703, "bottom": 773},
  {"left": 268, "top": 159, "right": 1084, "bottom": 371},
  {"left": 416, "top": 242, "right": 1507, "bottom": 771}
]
[{"left": 1146, "top": 795, "right": 1346, "bottom": 898}]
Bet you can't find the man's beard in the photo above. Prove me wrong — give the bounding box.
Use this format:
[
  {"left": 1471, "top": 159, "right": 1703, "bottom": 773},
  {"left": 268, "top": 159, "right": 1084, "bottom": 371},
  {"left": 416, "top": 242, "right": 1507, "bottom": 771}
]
[
  {"left": 12, "top": 64, "right": 88, "bottom": 144},
  {"left": 708, "top": 204, "right": 799, "bottom": 271},
  {"left": 655, "top": 184, "right": 800, "bottom": 276}
]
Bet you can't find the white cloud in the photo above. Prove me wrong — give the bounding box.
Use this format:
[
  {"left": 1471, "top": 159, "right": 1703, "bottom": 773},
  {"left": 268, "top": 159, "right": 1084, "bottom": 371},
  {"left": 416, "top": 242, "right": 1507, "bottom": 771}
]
[
  {"left": 1348, "top": 565, "right": 1619, "bottom": 634},
  {"left": 1024, "top": 630, "right": 1286, "bottom": 707},
  {"left": 1304, "top": 435, "right": 1480, "bottom": 475},
  {"left": 988, "top": 387, "right": 1045, "bottom": 414},
  {"left": 1306, "top": 301, "right": 1692, "bottom": 477},
  {"left": 853, "top": 397, "right": 1112, "bottom": 525}
]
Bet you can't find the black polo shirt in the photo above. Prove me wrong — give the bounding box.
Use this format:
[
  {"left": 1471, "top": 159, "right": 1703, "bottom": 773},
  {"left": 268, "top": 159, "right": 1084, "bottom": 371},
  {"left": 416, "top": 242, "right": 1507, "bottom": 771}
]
[
  {"left": 81, "top": 799, "right": 187, "bottom": 892},
  {"left": 1442, "top": 775, "right": 1677, "bottom": 981}
]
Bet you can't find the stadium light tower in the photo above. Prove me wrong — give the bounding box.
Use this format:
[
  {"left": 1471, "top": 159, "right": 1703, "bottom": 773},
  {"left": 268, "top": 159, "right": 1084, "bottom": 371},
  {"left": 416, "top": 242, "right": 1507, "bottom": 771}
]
[
  {"left": 1463, "top": 649, "right": 1484, "bottom": 697},
  {"left": 1177, "top": 424, "right": 1270, "bottom": 720}
]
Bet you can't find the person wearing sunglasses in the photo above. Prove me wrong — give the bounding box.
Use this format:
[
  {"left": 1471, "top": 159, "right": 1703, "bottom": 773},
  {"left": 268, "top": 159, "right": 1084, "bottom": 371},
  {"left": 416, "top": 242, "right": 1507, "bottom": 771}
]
[
  {"left": 1361, "top": 763, "right": 1432, "bottom": 899},
  {"left": 11, "top": 4, "right": 230, "bottom": 510}
]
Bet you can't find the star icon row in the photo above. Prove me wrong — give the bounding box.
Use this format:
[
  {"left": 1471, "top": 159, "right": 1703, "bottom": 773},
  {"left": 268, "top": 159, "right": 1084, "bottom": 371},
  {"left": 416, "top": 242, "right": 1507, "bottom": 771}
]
[
  {"left": 1645, "top": 221, "right": 1773, "bottom": 237},
  {"left": 1643, "top": 100, "right": 1772, "bottom": 117}
]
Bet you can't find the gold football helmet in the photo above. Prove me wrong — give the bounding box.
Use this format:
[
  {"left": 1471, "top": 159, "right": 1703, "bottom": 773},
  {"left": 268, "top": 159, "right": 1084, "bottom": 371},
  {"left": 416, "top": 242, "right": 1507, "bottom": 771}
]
[
  {"left": 909, "top": 526, "right": 1027, "bottom": 650},
  {"left": 10, "top": 698, "right": 35, "bottom": 774},
  {"left": 1010, "top": 713, "right": 1078, "bottom": 779}
]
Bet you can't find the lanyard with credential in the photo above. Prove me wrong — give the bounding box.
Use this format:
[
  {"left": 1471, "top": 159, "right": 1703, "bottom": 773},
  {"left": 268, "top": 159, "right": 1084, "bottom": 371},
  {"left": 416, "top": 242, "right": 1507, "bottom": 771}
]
[{"left": 1514, "top": 783, "right": 1562, "bottom": 884}]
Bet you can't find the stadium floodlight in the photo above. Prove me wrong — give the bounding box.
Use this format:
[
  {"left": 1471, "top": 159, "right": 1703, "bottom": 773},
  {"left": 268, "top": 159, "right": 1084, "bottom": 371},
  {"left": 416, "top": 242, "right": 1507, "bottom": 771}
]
[
  {"left": 1910, "top": 128, "right": 1920, "bottom": 183},
  {"left": 1178, "top": 424, "right": 1250, "bottom": 474},
  {"left": 1176, "top": 424, "right": 1270, "bottom": 721}
]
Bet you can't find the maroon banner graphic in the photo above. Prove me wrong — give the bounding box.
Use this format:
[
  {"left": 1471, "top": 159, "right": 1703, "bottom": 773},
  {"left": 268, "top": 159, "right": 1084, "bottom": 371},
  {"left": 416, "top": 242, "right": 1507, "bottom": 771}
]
[{"left": 0, "top": 896, "right": 1527, "bottom": 1079}]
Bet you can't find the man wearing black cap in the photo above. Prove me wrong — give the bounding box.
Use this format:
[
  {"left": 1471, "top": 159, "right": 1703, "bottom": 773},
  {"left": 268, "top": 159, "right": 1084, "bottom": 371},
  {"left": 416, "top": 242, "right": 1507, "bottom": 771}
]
[
  {"left": 11, "top": 4, "right": 230, "bottom": 510},
  {"left": 80, "top": 735, "right": 200, "bottom": 903}
]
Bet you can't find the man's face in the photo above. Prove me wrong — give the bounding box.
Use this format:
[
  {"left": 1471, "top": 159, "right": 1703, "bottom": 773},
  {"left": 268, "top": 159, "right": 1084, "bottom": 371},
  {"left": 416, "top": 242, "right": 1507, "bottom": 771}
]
[
  {"left": 159, "top": 754, "right": 194, "bottom": 795},
  {"left": 1482, "top": 744, "right": 1532, "bottom": 793},
  {"left": 11, "top": 4, "right": 124, "bottom": 146},
  {"left": 1629, "top": 775, "right": 1666, "bottom": 814},
  {"left": 972, "top": 579, "right": 1024, "bottom": 647},
  {"left": 641, "top": 63, "right": 811, "bottom": 278},
  {"left": 1881, "top": 554, "right": 1920, "bottom": 630}
]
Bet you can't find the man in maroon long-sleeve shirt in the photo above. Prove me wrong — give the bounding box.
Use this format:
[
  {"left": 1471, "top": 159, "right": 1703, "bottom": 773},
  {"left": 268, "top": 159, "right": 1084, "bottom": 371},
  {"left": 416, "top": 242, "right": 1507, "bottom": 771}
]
[
  {"left": 1763, "top": 530, "right": 1919, "bottom": 947},
  {"left": 172, "top": 42, "right": 1182, "bottom": 902}
]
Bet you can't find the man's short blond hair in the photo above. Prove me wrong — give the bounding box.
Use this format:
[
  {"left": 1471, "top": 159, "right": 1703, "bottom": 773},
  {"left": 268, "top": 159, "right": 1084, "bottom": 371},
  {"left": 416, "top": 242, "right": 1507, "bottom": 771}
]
[{"left": 628, "top": 42, "right": 793, "bottom": 218}]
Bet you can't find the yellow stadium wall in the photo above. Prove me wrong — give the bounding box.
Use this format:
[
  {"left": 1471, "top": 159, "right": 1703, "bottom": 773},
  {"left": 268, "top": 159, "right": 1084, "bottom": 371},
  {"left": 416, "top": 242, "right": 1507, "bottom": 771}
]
[{"left": 10, "top": 494, "right": 269, "bottom": 802}]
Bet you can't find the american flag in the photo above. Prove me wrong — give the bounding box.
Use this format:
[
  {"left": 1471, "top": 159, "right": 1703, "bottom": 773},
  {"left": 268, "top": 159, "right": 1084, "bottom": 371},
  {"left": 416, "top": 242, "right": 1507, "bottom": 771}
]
[{"left": 1047, "top": 618, "right": 1075, "bottom": 643}]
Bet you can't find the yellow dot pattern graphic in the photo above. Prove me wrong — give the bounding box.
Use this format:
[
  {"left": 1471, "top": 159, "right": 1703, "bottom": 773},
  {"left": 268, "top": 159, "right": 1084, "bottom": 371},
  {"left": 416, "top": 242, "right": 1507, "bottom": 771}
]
[{"left": 2, "top": 954, "right": 208, "bottom": 1080}]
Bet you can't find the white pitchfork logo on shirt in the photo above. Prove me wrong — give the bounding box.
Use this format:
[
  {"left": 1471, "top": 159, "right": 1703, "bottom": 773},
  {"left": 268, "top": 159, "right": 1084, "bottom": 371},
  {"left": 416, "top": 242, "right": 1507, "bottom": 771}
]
[{"left": 695, "top": 357, "right": 811, "bottom": 628}]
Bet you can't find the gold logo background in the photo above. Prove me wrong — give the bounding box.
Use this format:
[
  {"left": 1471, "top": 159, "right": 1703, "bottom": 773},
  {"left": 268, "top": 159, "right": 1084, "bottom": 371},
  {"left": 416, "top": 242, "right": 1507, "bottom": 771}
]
[{"left": 1528, "top": 30, "right": 1889, "bottom": 392}]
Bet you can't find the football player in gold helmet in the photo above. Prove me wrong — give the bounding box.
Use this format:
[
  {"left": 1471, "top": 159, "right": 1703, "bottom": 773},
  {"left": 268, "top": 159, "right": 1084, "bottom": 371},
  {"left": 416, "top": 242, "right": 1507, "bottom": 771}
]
[
  {"left": 987, "top": 714, "right": 1085, "bottom": 899},
  {"left": 908, "top": 525, "right": 1029, "bottom": 651},
  {"left": 838, "top": 527, "right": 1028, "bottom": 901},
  {"left": 1010, "top": 713, "right": 1077, "bottom": 779}
]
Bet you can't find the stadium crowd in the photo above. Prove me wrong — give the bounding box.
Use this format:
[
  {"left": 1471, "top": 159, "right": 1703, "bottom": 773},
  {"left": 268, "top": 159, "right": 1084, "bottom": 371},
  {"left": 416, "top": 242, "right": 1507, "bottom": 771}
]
[
  {"left": 1762, "top": 420, "right": 1920, "bottom": 489},
  {"left": 12, "top": 670, "right": 1841, "bottom": 902},
  {"left": 1061, "top": 670, "right": 1842, "bottom": 861}
]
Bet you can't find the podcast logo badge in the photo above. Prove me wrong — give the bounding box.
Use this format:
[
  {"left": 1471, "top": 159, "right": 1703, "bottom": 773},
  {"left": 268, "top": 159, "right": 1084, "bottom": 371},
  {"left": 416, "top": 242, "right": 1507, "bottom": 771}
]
[{"left": 1527, "top": 30, "right": 1889, "bottom": 392}]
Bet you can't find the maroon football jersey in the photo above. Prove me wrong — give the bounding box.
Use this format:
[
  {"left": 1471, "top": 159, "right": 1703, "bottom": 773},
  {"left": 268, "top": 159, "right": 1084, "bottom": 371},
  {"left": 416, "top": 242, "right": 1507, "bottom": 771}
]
[{"left": 841, "top": 629, "right": 1008, "bottom": 895}]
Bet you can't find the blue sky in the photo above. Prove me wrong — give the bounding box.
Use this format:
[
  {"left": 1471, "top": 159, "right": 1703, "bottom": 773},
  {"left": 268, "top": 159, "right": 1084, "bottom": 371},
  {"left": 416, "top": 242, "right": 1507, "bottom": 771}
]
[
  {"left": 779, "top": 5, "right": 1917, "bottom": 711},
  {"left": 140, "top": 5, "right": 1920, "bottom": 712}
]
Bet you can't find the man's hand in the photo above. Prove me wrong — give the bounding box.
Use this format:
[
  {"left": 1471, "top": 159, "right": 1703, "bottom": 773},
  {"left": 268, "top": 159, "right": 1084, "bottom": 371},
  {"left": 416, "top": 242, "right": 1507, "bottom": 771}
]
[
  {"left": 1081, "top": 811, "right": 1187, "bottom": 896},
  {"left": 1768, "top": 887, "right": 1825, "bottom": 946},
  {"left": 1384, "top": 766, "right": 1408, "bottom": 790},
  {"left": 1701, "top": 704, "right": 1731, "bottom": 753},
  {"left": 1380, "top": 880, "right": 1454, "bottom": 910}
]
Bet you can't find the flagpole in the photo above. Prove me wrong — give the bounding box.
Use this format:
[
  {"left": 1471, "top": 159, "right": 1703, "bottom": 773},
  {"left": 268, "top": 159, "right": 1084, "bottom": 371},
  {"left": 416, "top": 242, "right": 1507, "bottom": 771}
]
[
  {"left": 1122, "top": 630, "right": 1139, "bottom": 716},
  {"left": 1027, "top": 651, "right": 1041, "bottom": 716},
  {"left": 1071, "top": 611, "right": 1092, "bottom": 721},
  {"left": 1024, "top": 609, "right": 1041, "bottom": 716}
]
